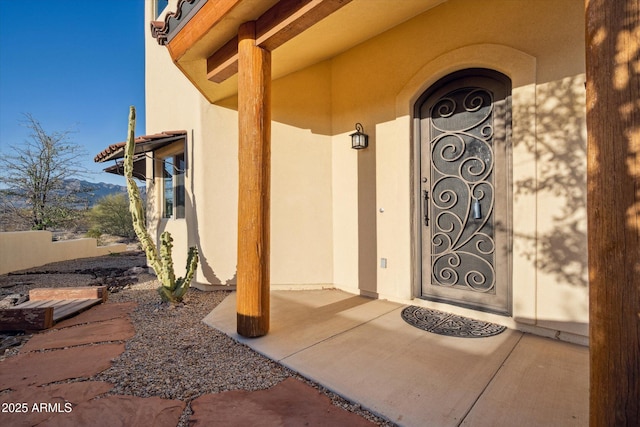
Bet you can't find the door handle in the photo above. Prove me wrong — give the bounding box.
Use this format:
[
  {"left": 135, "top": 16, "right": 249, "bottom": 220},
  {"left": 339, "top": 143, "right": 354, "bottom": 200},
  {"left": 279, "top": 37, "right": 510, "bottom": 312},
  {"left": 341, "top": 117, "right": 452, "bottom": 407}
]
[{"left": 423, "top": 190, "right": 429, "bottom": 226}]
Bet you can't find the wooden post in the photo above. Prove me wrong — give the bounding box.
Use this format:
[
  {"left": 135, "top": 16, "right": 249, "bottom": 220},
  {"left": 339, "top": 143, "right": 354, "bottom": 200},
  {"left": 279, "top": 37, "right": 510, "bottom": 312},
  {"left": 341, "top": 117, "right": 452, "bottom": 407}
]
[
  {"left": 586, "top": 0, "right": 640, "bottom": 425},
  {"left": 236, "top": 21, "right": 271, "bottom": 338}
]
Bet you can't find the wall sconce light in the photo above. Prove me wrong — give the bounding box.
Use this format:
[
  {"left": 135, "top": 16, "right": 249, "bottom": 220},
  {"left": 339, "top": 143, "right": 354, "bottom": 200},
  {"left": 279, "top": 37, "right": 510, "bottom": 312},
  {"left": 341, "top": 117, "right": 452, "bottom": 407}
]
[{"left": 350, "top": 123, "right": 368, "bottom": 150}]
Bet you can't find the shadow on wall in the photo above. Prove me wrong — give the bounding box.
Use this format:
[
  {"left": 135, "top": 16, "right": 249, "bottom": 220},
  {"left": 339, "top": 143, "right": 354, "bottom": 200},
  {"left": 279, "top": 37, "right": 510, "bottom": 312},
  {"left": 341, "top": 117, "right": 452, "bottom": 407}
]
[
  {"left": 187, "top": 172, "right": 237, "bottom": 286},
  {"left": 514, "top": 75, "right": 588, "bottom": 288},
  {"left": 358, "top": 130, "right": 378, "bottom": 296}
]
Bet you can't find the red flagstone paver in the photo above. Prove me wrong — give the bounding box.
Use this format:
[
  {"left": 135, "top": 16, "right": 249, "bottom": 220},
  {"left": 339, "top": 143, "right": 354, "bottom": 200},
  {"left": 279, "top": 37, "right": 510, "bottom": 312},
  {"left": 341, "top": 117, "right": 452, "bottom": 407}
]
[
  {"left": 53, "top": 302, "right": 137, "bottom": 329},
  {"left": 0, "top": 381, "right": 114, "bottom": 427},
  {"left": 40, "top": 395, "right": 186, "bottom": 427},
  {"left": 0, "top": 343, "right": 125, "bottom": 390},
  {"left": 189, "top": 377, "right": 376, "bottom": 426},
  {"left": 20, "top": 318, "right": 135, "bottom": 352},
  {"left": 1, "top": 300, "right": 379, "bottom": 426}
]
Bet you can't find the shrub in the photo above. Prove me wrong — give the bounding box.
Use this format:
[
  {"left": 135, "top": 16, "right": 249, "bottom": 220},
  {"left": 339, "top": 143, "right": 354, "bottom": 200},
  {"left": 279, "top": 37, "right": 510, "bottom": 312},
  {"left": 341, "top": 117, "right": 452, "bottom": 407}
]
[{"left": 87, "top": 193, "right": 137, "bottom": 239}]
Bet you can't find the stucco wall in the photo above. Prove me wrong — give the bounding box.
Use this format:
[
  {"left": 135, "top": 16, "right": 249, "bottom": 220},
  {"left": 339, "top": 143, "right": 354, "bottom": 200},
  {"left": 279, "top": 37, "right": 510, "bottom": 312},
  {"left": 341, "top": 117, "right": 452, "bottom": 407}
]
[
  {"left": 146, "top": 0, "right": 588, "bottom": 340},
  {"left": 0, "top": 231, "right": 127, "bottom": 275},
  {"left": 320, "top": 0, "right": 588, "bottom": 339},
  {"left": 144, "top": 2, "right": 199, "bottom": 282},
  {"left": 145, "top": 1, "right": 335, "bottom": 288}
]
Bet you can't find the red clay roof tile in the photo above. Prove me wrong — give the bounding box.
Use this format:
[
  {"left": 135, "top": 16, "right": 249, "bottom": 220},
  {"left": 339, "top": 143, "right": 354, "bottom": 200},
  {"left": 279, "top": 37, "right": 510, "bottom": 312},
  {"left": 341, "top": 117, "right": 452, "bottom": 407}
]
[{"left": 94, "top": 130, "right": 187, "bottom": 163}]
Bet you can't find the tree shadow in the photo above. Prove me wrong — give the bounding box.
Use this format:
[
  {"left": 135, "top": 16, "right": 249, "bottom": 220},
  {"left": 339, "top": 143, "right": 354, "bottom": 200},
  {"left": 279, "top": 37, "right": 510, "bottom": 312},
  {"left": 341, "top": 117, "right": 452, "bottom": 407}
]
[{"left": 513, "top": 75, "right": 589, "bottom": 288}]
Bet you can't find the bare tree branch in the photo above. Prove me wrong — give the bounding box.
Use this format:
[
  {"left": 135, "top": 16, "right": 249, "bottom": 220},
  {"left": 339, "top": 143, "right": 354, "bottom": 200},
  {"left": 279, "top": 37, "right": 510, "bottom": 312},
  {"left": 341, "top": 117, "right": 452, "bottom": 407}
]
[{"left": 0, "top": 114, "right": 90, "bottom": 230}]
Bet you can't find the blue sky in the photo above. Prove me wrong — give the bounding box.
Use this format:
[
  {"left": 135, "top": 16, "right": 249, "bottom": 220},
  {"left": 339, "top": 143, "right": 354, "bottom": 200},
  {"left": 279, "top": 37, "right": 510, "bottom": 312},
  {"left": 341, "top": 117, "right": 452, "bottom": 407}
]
[{"left": 0, "top": 0, "right": 146, "bottom": 185}]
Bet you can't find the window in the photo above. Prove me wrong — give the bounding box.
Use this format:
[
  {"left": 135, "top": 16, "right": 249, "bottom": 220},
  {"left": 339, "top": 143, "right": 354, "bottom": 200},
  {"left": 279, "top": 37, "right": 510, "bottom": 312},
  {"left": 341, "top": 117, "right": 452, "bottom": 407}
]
[
  {"left": 155, "top": 0, "right": 169, "bottom": 19},
  {"left": 162, "top": 153, "right": 185, "bottom": 219}
]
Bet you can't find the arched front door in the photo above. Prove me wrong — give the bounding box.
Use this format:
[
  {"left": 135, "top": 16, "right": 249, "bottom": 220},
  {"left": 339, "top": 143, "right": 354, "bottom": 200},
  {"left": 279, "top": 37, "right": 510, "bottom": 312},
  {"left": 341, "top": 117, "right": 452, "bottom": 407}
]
[{"left": 417, "top": 69, "right": 512, "bottom": 315}]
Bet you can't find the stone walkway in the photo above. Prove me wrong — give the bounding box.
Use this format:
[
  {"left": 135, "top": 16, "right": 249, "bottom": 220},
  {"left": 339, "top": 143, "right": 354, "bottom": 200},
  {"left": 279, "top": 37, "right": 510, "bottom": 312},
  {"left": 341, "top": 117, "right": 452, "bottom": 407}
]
[{"left": 0, "top": 302, "right": 376, "bottom": 426}]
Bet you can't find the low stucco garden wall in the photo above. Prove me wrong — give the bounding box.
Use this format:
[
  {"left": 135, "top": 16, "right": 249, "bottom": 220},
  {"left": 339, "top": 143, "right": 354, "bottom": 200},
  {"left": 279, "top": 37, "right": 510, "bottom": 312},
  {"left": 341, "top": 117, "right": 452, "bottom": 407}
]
[{"left": 0, "top": 231, "right": 127, "bottom": 275}]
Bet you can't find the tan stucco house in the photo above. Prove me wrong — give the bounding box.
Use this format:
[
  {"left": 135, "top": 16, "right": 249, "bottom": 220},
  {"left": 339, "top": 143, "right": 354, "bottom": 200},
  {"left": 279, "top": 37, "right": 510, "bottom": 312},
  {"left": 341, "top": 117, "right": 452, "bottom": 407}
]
[
  {"left": 95, "top": 0, "right": 640, "bottom": 420},
  {"left": 97, "top": 0, "right": 590, "bottom": 343}
]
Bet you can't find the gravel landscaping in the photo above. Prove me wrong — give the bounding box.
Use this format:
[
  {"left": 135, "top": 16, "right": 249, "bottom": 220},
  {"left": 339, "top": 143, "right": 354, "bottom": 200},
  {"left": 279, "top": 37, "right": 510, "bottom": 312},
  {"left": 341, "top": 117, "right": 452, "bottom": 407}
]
[{"left": 0, "top": 251, "right": 394, "bottom": 426}]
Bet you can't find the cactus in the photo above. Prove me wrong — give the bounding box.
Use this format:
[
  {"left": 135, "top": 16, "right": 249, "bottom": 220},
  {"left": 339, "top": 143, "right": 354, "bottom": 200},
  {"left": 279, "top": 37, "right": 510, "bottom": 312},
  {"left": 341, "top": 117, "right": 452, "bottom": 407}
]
[{"left": 124, "top": 106, "right": 198, "bottom": 303}]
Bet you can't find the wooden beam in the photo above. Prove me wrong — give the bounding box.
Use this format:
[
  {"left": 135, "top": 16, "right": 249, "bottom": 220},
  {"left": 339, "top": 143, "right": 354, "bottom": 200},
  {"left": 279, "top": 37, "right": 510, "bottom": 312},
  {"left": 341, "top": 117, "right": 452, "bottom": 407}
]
[
  {"left": 207, "top": 0, "right": 352, "bottom": 83},
  {"left": 256, "top": 0, "right": 350, "bottom": 50},
  {"left": 236, "top": 21, "right": 271, "bottom": 338},
  {"left": 29, "top": 286, "right": 108, "bottom": 302},
  {"left": 207, "top": 36, "right": 240, "bottom": 83},
  {"left": 168, "top": 0, "right": 242, "bottom": 62},
  {"left": 586, "top": 0, "right": 640, "bottom": 425},
  {"left": 0, "top": 307, "right": 54, "bottom": 331}
]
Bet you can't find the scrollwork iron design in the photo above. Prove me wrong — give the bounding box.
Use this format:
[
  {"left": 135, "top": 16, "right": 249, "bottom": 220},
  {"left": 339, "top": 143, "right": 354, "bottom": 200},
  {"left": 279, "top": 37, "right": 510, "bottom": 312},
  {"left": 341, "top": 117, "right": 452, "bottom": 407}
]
[{"left": 429, "top": 87, "right": 496, "bottom": 293}]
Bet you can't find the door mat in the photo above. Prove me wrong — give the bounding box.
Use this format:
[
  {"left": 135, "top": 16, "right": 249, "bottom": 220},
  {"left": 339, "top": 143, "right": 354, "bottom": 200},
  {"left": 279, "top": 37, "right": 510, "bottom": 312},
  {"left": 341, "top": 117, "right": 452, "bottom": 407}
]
[{"left": 401, "top": 306, "right": 506, "bottom": 338}]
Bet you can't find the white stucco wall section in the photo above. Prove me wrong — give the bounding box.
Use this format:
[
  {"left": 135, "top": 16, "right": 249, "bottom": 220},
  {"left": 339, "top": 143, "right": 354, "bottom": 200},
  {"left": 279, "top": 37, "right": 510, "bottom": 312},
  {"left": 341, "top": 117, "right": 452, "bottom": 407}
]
[
  {"left": 384, "top": 43, "right": 539, "bottom": 327},
  {"left": 195, "top": 102, "right": 239, "bottom": 285},
  {"left": 375, "top": 116, "right": 413, "bottom": 300},
  {"left": 271, "top": 122, "right": 334, "bottom": 286}
]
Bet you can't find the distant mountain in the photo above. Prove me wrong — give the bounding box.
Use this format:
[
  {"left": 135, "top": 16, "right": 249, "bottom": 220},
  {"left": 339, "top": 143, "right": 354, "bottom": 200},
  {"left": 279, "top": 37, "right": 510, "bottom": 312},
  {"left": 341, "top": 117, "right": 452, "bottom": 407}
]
[
  {"left": 67, "top": 179, "right": 146, "bottom": 207},
  {"left": 0, "top": 179, "right": 146, "bottom": 209}
]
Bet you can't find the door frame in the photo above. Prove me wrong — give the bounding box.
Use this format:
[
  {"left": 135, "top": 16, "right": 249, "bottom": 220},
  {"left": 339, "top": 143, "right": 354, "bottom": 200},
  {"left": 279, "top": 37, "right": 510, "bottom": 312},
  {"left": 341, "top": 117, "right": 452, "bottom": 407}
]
[{"left": 411, "top": 68, "right": 513, "bottom": 316}]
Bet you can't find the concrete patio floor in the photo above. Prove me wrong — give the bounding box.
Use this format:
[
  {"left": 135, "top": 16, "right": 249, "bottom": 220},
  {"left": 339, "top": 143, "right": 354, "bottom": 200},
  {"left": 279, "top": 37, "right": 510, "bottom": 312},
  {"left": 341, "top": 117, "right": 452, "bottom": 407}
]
[{"left": 203, "top": 289, "right": 589, "bottom": 427}]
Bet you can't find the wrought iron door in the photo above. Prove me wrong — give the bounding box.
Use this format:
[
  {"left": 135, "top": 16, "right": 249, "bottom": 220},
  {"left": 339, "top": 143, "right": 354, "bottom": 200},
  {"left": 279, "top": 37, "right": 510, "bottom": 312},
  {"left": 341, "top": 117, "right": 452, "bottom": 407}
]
[{"left": 419, "top": 70, "right": 511, "bottom": 315}]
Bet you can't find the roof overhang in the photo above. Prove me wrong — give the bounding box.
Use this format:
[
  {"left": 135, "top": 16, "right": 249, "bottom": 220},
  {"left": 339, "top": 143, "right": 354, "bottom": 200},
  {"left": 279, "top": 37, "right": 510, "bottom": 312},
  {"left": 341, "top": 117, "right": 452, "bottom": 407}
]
[
  {"left": 94, "top": 131, "right": 187, "bottom": 179},
  {"left": 151, "top": 0, "right": 447, "bottom": 103},
  {"left": 94, "top": 131, "right": 187, "bottom": 163}
]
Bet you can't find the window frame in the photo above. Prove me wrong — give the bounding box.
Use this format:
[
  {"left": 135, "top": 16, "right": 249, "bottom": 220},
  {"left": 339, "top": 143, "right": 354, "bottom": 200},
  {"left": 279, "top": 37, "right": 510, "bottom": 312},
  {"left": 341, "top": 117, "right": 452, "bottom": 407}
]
[{"left": 155, "top": 143, "right": 186, "bottom": 220}]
